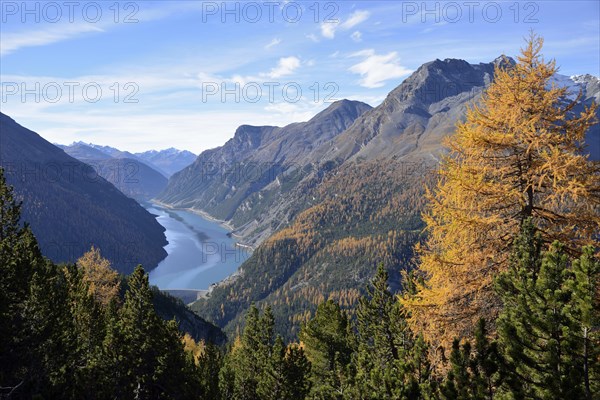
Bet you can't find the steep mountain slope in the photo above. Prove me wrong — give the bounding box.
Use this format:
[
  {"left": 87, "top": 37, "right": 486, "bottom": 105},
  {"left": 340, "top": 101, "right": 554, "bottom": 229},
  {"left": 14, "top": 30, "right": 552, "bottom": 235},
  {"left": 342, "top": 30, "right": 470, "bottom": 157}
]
[
  {"left": 565, "top": 73, "right": 600, "bottom": 159},
  {"left": 191, "top": 160, "right": 433, "bottom": 339},
  {"left": 60, "top": 142, "right": 168, "bottom": 201},
  {"left": 0, "top": 113, "right": 167, "bottom": 274},
  {"left": 136, "top": 148, "right": 197, "bottom": 177},
  {"left": 157, "top": 99, "right": 372, "bottom": 243},
  {"left": 186, "top": 57, "right": 600, "bottom": 339},
  {"left": 151, "top": 287, "right": 226, "bottom": 344},
  {"left": 162, "top": 58, "right": 600, "bottom": 250}
]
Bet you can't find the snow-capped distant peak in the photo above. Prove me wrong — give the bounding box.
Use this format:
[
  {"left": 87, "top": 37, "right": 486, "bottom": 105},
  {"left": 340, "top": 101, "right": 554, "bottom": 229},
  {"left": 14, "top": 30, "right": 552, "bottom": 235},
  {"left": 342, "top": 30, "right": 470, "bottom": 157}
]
[{"left": 548, "top": 73, "right": 584, "bottom": 101}]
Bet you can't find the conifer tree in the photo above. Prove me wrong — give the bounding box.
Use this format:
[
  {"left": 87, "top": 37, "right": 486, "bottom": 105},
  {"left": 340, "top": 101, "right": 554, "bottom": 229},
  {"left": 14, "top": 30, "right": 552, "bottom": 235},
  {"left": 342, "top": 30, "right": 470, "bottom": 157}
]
[
  {"left": 440, "top": 339, "right": 471, "bottom": 400},
  {"left": 569, "top": 247, "right": 600, "bottom": 398},
  {"left": 106, "top": 265, "right": 191, "bottom": 399},
  {"left": 354, "top": 264, "right": 421, "bottom": 399},
  {"left": 234, "top": 304, "right": 263, "bottom": 400},
  {"left": 496, "top": 221, "right": 589, "bottom": 399},
  {"left": 439, "top": 319, "right": 502, "bottom": 400},
  {"left": 62, "top": 264, "right": 107, "bottom": 398},
  {"left": 257, "top": 335, "right": 312, "bottom": 400},
  {"left": 76, "top": 246, "right": 121, "bottom": 307},
  {"left": 403, "top": 34, "right": 600, "bottom": 348},
  {"left": 282, "top": 343, "right": 312, "bottom": 399},
  {"left": 198, "top": 342, "right": 224, "bottom": 399},
  {"left": 226, "top": 304, "right": 278, "bottom": 400},
  {"left": 299, "top": 300, "right": 354, "bottom": 399},
  {"left": 258, "top": 335, "right": 287, "bottom": 400}
]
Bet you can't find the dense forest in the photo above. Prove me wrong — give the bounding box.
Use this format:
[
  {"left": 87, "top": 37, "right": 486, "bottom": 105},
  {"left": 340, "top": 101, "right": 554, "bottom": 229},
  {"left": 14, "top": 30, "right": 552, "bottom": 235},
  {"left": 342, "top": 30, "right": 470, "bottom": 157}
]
[{"left": 1, "top": 36, "right": 599, "bottom": 399}]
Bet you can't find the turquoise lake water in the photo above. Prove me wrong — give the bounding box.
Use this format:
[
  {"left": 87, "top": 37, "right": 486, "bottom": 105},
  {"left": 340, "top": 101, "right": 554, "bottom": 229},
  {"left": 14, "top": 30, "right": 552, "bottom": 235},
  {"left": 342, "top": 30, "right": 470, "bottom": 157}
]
[{"left": 145, "top": 204, "right": 249, "bottom": 290}]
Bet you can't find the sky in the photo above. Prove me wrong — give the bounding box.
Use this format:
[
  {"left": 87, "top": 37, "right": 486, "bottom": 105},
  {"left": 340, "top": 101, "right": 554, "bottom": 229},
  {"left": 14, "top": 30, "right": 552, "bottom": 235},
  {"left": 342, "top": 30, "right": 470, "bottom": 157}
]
[{"left": 1, "top": 0, "right": 598, "bottom": 154}]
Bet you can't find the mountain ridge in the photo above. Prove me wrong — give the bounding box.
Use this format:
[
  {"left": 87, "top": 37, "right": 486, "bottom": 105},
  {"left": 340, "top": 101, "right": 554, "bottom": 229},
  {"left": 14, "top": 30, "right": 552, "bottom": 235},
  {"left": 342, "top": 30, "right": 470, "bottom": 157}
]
[
  {"left": 0, "top": 113, "right": 168, "bottom": 274},
  {"left": 59, "top": 142, "right": 169, "bottom": 201}
]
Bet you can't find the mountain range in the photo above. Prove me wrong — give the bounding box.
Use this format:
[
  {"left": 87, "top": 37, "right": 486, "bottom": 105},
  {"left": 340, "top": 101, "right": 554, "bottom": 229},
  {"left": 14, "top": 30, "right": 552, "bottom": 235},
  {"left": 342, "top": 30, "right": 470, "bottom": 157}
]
[
  {"left": 135, "top": 148, "right": 197, "bottom": 177},
  {"left": 58, "top": 142, "right": 167, "bottom": 201},
  {"left": 74, "top": 143, "right": 196, "bottom": 177},
  {"left": 157, "top": 56, "right": 600, "bottom": 338},
  {"left": 159, "top": 57, "right": 600, "bottom": 248}
]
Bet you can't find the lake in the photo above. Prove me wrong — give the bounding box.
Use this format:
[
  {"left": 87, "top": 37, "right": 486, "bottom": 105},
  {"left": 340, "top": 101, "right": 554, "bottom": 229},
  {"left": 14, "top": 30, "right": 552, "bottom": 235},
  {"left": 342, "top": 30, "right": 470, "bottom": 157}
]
[{"left": 144, "top": 203, "right": 250, "bottom": 290}]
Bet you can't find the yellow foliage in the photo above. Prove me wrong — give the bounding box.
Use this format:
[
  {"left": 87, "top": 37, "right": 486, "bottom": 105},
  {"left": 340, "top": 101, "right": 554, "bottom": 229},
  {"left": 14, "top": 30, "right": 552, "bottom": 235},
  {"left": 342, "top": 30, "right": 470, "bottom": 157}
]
[
  {"left": 76, "top": 246, "right": 121, "bottom": 307},
  {"left": 402, "top": 34, "right": 600, "bottom": 352},
  {"left": 182, "top": 334, "right": 205, "bottom": 365}
]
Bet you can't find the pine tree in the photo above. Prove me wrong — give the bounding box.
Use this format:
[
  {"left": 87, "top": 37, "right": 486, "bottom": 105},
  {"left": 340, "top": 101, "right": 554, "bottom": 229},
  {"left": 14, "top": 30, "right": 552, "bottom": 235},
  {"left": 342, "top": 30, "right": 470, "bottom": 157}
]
[
  {"left": 258, "top": 335, "right": 287, "bottom": 400},
  {"left": 256, "top": 335, "right": 312, "bottom": 400},
  {"left": 496, "top": 221, "right": 587, "bottom": 399},
  {"left": 440, "top": 340, "right": 471, "bottom": 400},
  {"left": 354, "top": 264, "right": 421, "bottom": 399},
  {"left": 106, "top": 265, "right": 193, "bottom": 399},
  {"left": 22, "top": 262, "right": 74, "bottom": 397},
  {"left": 439, "top": 320, "right": 502, "bottom": 400},
  {"left": 198, "top": 342, "right": 224, "bottom": 399},
  {"left": 282, "top": 343, "right": 312, "bottom": 399},
  {"left": 62, "top": 264, "right": 107, "bottom": 399},
  {"left": 299, "top": 300, "right": 354, "bottom": 399},
  {"left": 470, "top": 319, "right": 502, "bottom": 400},
  {"left": 234, "top": 304, "right": 262, "bottom": 400},
  {"left": 569, "top": 247, "right": 600, "bottom": 398},
  {"left": 403, "top": 34, "right": 600, "bottom": 348},
  {"left": 226, "top": 304, "right": 277, "bottom": 400}
]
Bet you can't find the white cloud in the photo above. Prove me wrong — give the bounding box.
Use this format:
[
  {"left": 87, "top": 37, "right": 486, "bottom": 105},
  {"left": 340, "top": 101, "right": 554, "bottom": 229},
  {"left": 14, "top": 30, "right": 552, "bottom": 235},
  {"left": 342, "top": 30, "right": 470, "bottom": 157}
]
[
  {"left": 196, "top": 56, "right": 302, "bottom": 88},
  {"left": 306, "top": 33, "right": 320, "bottom": 43},
  {"left": 1, "top": 23, "right": 104, "bottom": 56},
  {"left": 321, "top": 23, "right": 337, "bottom": 39},
  {"left": 320, "top": 10, "right": 370, "bottom": 39},
  {"left": 344, "top": 10, "right": 370, "bottom": 29},
  {"left": 266, "top": 56, "right": 301, "bottom": 78},
  {"left": 349, "top": 50, "right": 412, "bottom": 88},
  {"left": 350, "top": 31, "right": 362, "bottom": 42},
  {"left": 264, "top": 101, "right": 327, "bottom": 123},
  {"left": 265, "top": 38, "right": 282, "bottom": 49}
]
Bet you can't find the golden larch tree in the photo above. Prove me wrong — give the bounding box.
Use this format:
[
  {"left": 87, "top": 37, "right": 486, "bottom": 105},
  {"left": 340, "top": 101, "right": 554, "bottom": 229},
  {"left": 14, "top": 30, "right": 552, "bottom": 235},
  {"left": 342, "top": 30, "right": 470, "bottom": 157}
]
[
  {"left": 76, "top": 246, "right": 121, "bottom": 307},
  {"left": 402, "top": 34, "right": 600, "bottom": 351}
]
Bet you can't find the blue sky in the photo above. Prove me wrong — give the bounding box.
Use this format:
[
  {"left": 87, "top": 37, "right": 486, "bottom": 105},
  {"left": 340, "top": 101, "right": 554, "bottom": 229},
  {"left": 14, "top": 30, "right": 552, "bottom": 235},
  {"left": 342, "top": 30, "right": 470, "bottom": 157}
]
[{"left": 1, "top": 1, "right": 598, "bottom": 153}]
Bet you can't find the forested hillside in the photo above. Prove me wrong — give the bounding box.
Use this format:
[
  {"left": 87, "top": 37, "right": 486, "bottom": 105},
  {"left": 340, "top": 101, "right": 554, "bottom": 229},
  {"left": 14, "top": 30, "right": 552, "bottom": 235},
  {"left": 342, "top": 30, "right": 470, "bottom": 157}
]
[
  {"left": 157, "top": 100, "right": 373, "bottom": 245},
  {"left": 0, "top": 113, "right": 167, "bottom": 273},
  {"left": 192, "top": 159, "right": 435, "bottom": 339}
]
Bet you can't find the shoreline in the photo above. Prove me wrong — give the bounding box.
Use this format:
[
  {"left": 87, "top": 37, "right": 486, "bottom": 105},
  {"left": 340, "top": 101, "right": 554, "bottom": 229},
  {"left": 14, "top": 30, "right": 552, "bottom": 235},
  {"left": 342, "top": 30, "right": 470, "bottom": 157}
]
[
  {"left": 145, "top": 200, "right": 250, "bottom": 299},
  {"left": 149, "top": 200, "right": 256, "bottom": 252}
]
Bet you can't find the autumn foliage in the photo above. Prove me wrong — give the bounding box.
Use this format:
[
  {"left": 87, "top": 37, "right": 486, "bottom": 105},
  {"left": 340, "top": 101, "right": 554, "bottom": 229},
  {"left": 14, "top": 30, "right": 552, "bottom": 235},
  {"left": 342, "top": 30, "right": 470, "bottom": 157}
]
[{"left": 402, "top": 34, "right": 600, "bottom": 349}]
